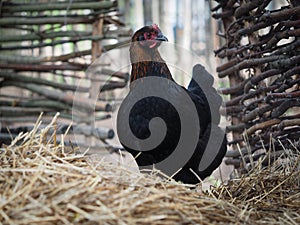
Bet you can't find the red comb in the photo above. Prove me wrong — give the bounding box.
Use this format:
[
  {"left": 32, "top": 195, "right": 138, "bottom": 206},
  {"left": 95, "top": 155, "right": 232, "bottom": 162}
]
[{"left": 152, "top": 24, "right": 160, "bottom": 30}]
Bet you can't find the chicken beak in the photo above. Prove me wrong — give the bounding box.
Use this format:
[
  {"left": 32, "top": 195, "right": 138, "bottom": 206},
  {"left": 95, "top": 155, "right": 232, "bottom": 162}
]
[{"left": 155, "top": 33, "right": 168, "bottom": 42}]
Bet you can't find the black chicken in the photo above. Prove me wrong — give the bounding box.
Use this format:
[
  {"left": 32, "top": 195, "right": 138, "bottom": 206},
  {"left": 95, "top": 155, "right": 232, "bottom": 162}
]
[{"left": 117, "top": 24, "right": 227, "bottom": 184}]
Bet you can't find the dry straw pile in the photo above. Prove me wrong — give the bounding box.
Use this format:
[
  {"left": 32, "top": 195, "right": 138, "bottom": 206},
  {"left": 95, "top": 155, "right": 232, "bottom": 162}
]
[
  {"left": 1, "top": 115, "right": 299, "bottom": 224},
  {"left": 211, "top": 146, "right": 300, "bottom": 224}
]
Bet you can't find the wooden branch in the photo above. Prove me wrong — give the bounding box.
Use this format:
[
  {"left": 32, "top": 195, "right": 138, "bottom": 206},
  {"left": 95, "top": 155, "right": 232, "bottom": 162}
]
[
  {"left": 0, "top": 35, "right": 115, "bottom": 50},
  {"left": 265, "top": 27, "right": 300, "bottom": 50},
  {"left": 212, "top": 8, "right": 234, "bottom": 19},
  {"left": 244, "top": 97, "right": 264, "bottom": 111},
  {"left": 274, "top": 66, "right": 300, "bottom": 84},
  {"left": 0, "top": 71, "right": 88, "bottom": 92},
  {"left": 216, "top": 45, "right": 248, "bottom": 59},
  {"left": 226, "top": 123, "right": 249, "bottom": 132},
  {"left": 276, "top": 78, "right": 300, "bottom": 93},
  {"left": 272, "top": 40, "right": 300, "bottom": 56},
  {"left": 1, "top": 34, "right": 112, "bottom": 44},
  {"left": 243, "top": 101, "right": 283, "bottom": 122},
  {"left": 244, "top": 119, "right": 281, "bottom": 136},
  {"left": 0, "top": 37, "right": 130, "bottom": 55},
  {"left": 0, "top": 114, "right": 110, "bottom": 124},
  {"left": 224, "top": 95, "right": 243, "bottom": 107},
  {"left": 102, "top": 39, "right": 130, "bottom": 51},
  {"left": 217, "top": 38, "right": 300, "bottom": 61},
  {"left": 41, "top": 50, "right": 91, "bottom": 62},
  {"left": 226, "top": 143, "right": 299, "bottom": 167},
  {"left": 0, "top": 109, "right": 105, "bottom": 123},
  {"left": 224, "top": 158, "right": 240, "bottom": 167},
  {"left": 244, "top": 69, "right": 281, "bottom": 93},
  {"left": 231, "top": 75, "right": 299, "bottom": 107},
  {"left": 220, "top": 105, "right": 243, "bottom": 115},
  {"left": 101, "top": 81, "right": 127, "bottom": 92},
  {"left": 267, "top": 90, "right": 300, "bottom": 99},
  {"left": 0, "top": 80, "right": 111, "bottom": 112},
  {"left": 217, "top": 55, "right": 286, "bottom": 78},
  {"left": 255, "top": 0, "right": 272, "bottom": 15},
  {"left": 226, "top": 145, "right": 261, "bottom": 158},
  {"left": 237, "top": 6, "right": 300, "bottom": 36},
  {"left": 0, "top": 17, "right": 95, "bottom": 26},
  {"left": 0, "top": 106, "right": 53, "bottom": 116},
  {"left": 227, "top": 138, "right": 244, "bottom": 146},
  {"left": 219, "top": 79, "right": 249, "bottom": 95},
  {"left": 225, "top": 83, "right": 278, "bottom": 108},
  {"left": 0, "top": 99, "right": 70, "bottom": 111},
  {"left": 0, "top": 31, "right": 90, "bottom": 42},
  {"left": 216, "top": 58, "right": 239, "bottom": 73},
  {"left": 0, "top": 63, "right": 86, "bottom": 71},
  {"left": 273, "top": 128, "right": 300, "bottom": 140},
  {"left": 259, "top": 6, "right": 300, "bottom": 23},
  {"left": 280, "top": 113, "right": 300, "bottom": 121},
  {"left": 0, "top": 115, "right": 65, "bottom": 124},
  {"left": 278, "top": 118, "right": 300, "bottom": 130},
  {"left": 2, "top": 1, "right": 117, "bottom": 13},
  {"left": 271, "top": 99, "right": 300, "bottom": 118},
  {"left": 240, "top": 85, "right": 277, "bottom": 103},
  {"left": 67, "top": 125, "right": 114, "bottom": 140},
  {"left": 268, "top": 55, "right": 300, "bottom": 70},
  {"left": 0, "top": 50, "right": 91, "bottom": 64},
  {"left": 234, "top": 0, "right": 265, "bottom": 18},
  {"left": 0, "top": 39, "right": 76, "bottom": 51},
  {"left": 94, "top": 68, "right": 130, "bottom": 81},
  {"left": 0, "top": 54, "right": 42, "bottom": 64}
]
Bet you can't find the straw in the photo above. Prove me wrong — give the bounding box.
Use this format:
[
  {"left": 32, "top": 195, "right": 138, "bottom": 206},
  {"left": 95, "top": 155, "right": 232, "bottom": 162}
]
[{"left": 1, "top": 115, "right": 299, "bottom": 224}]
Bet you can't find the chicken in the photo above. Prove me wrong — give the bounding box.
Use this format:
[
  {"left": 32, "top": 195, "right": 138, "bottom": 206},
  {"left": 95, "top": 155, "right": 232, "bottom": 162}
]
[{"left": 117, "top": 24, "right": 227, "bottom": 184}]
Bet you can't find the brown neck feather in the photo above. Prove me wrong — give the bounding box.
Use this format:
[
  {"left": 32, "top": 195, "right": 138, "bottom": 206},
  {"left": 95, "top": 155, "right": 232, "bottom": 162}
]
[{"left": 129, "top": 43, "right": 174, "bottom": 83}]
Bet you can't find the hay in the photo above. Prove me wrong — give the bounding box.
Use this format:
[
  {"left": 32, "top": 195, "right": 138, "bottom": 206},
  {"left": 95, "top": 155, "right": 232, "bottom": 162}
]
[
  {"left": 1, "top": 115, "right": 299, "bottom": 224},
  {"left": 211, "top": 145, "right": 300, "bottom": 224}
]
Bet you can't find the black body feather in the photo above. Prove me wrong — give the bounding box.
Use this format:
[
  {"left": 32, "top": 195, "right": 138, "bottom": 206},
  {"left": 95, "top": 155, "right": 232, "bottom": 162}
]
[{"left": 118, "top": 25, "right": 227, "bottom": 184}]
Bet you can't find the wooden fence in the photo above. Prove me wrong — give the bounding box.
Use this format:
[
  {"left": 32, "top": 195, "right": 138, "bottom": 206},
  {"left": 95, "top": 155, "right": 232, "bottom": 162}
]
[
  {"left": 212, "top": 0, "right": 300, "bottom": 171},
  {"left": 0, "top": 0, "right": 131, "bottom": 149}
]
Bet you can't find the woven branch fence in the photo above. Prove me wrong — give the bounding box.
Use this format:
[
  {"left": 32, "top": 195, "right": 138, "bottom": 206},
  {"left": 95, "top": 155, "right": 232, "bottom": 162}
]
[
  {"left": 212, "top": 0, "right": 300, "bottom": 170},
  {"left": 0, "top": 0, "right": 131, "bottom": 149}
]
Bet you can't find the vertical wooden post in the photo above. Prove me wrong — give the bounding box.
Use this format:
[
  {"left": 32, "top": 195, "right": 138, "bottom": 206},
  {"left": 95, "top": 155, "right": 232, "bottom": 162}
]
[
  {"left": 88, "top": 15, "right": 104, "bottom": 145},
  {"left": 90, "top": 15, "right": 104, "bottom": 100},
  {"left": 91, "top": 18, "right": 103, "bottom": 63},
  {"left": 219, "top": 5, "right": 244, "bottom": 150}
]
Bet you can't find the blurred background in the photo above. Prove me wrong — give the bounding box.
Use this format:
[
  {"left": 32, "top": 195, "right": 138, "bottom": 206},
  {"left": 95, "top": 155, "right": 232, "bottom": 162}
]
[{"left": 119, "top": 0, "right": 218, "bottom": 70}]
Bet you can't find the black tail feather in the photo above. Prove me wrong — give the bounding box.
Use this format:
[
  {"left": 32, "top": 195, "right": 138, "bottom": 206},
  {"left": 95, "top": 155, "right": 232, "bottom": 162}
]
[{"left": 188, "top": 64, "right": 223, "bottom": 124}]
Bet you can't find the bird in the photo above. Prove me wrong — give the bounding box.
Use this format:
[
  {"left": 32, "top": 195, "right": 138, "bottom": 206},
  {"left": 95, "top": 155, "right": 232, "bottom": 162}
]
[{"left": 117, "top": 24, "right": 227, "bottom": 184}]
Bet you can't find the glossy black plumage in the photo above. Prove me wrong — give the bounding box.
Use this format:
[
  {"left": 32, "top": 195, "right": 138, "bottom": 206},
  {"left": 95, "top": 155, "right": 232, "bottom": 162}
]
[{"left": 118, "top": 25, "right": 227, "bottom": 184}]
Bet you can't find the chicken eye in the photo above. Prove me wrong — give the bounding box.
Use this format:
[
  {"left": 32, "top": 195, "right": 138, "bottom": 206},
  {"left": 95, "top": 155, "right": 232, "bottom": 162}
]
[{"left": 138, "top": 35, "right": 145, "bottom": 41}]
